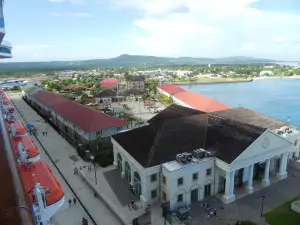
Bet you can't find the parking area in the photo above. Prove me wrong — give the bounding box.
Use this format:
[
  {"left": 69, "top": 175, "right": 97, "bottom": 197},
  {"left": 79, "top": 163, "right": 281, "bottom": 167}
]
[{"left": 111, "top": 100, "right": 166, "bottom": 123}]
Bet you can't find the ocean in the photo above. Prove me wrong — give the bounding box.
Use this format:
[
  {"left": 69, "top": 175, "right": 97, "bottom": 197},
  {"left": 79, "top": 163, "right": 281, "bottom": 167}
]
[{"left": 179, "top": 78, "right": 300, "bottom": 128}]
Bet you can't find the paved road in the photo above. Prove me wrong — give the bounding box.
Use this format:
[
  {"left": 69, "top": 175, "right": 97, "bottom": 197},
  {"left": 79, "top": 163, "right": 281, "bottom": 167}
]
[{"left": 8, "top": 92, "right": 120, "bottom": 225}]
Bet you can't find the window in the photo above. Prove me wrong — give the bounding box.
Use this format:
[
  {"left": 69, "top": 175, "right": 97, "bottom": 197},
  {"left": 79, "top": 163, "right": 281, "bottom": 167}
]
[
  {"left": 162, "top": 175, "right": 166, "bottom": 184},
  {"left": 162, "top": 191, "right": 166, "bottom": 201},
  {"left": 96, "top": 130, "right": 102, "bottom": 136},
  {"left": 178, "top": 177, "right": 183, "bottom": 186},
  {"left": 193, "top": 173, "right": 198, "bottom": 180},
  {"left": 117, "top": 127, "right": 123, "bottom": 131},
  {"left": 151, "top": 190, "right": 157, "bottom": 199},
  {"left": 206, "top": 168, "right": 212, "bottom": 176},
  {"left": 177, "top": 194, "right": 183, "bottom": 203},
  {"left": 64, "top": 125, "right": 68, "bottom": 133},
  {"left": 151, "top": 174, "right": 157, "bottom": 182},
  {"left": 294, "top": 140, "right": 298, "bottom": 146}
]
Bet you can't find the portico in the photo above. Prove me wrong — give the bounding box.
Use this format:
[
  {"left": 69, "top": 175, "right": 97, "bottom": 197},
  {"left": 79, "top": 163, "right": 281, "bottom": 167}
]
[{"left": 216, "top": 130, "right": 292, "bottom": 204}]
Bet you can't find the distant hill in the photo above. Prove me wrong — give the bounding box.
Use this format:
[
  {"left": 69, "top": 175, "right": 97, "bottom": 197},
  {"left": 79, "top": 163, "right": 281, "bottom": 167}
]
[{"left": 0, "top": 54, "right": 277, "bottom": 73}]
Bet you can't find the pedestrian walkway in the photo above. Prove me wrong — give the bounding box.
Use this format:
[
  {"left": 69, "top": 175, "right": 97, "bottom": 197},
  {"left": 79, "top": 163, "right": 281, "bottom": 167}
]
[
  {"left": 8, "top": 93, "right": 120, "bottom": 225},
  {"left": 79, "top": 165, "right": 177, "bottom": 225}
]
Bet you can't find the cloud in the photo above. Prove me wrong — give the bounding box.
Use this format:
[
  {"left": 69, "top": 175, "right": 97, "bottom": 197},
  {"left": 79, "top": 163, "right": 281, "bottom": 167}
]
[
  {"left": 66, "top": 12, "right": 92, "bottom": 18},
  {"left": 48, "top": 0, "right": 86, "bottom": 4},
  {"left": 106, "top": 0, "right": 300, "bottom": 60},
  {"left": 51, "top": 13, "right": 60, "bottom": 17}
]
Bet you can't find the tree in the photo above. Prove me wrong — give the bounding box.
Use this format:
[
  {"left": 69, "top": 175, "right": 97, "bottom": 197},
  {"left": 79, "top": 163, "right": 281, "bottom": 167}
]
[
  {"left": 122, "top": 104, "right": 130, "bottom": 111},
  {"left": 81, "top": 94, "right": 88, "bottom": 105},
  {"left": 41, "top": 80, "right": 47, "bottom": 86},
  {"left": 90, "top": 89, "right": 96, "bottom": 96},
  {"left": 128, "top": 114, "right": 136, "bottom": 128},
  {"left": 74, "top": 88, "right": 82, "bottom": 96}
]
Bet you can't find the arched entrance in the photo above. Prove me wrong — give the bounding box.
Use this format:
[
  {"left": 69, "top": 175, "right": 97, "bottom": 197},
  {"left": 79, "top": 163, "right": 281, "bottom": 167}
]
[
  {"left": 117, "top": 153, "right": 122, "bottom": 170},
  {"left": 133, "top": 172, "right": 142, "bottom": 196},
  {"left": 125, "top": 162, "right": 131, "bottom": 183}
]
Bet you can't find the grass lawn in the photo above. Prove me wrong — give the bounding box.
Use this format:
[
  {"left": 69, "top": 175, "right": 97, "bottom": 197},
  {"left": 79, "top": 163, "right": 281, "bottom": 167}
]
[{"left": 265, "top": 198, "right": 300, "bottom": 225}]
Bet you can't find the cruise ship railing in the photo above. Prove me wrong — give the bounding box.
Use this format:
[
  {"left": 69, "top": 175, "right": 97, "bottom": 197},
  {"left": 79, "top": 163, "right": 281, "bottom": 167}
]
[{"left": 0, "top": 109, "right": 35, "bottom": 225}]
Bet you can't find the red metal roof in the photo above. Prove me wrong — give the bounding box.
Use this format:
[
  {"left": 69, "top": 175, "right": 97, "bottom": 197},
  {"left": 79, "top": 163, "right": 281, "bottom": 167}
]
[
  {"left": 19, "top": 161, "right": 64, "bottom": 206},
  {"left": 100, "top": 79, "right": 119, "bottom": 89},
  {"left": 174, "top": 91, "right": 230, "bottom": 112},
  {"left": 32, "top": 90, "right": 127, "bottom": 132},
  {"left": 157, "top": 83, "right": 185, "bottom": 95}
]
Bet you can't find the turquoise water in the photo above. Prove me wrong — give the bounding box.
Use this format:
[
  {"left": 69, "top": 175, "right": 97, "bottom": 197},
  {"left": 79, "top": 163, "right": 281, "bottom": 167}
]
[{"left": 179, "top": 79, "right": 300, "bottom": 128}]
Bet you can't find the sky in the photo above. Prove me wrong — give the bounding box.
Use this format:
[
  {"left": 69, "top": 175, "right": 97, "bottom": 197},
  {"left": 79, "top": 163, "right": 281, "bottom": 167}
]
[{"left": 2, "top": 0, "right": 300, "bottom": 62}]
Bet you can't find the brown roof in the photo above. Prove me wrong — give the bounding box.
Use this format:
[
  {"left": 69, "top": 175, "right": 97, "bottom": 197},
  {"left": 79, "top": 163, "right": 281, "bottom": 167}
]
[
  {"left": 211, "top": 108, "right": 288, "bottom": 130},
  {"left": 157, "top": 83, "right": 185, "bottom": 95},
  {"left": 32, "top": 90, "right": 127, "bottom": 132},
  {"left": 174, "top": 90, "right": 230, "bottom": 112},
  {"left": 113, "top": 105, "right": 264, "bottom": 167}
]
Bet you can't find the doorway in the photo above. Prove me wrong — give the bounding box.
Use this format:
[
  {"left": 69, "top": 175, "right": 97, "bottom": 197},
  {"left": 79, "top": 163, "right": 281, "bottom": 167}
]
[
  {"left": 218, "top": 177, "right": 226, "bottom": 194},
  {"left": 191, "top": 188, "right": 198, "bottom": 203},
  {"left": 204, "top": 184, "right": 211, "bottom": 197}
]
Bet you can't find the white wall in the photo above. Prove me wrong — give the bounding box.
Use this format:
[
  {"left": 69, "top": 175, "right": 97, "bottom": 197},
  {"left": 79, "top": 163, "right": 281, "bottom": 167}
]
[
  {"left": 112, "top": 138, "right": 161, "bottom": 205},
  {"left": 162, "top": 158, "right": 215, "bottom": 211}
]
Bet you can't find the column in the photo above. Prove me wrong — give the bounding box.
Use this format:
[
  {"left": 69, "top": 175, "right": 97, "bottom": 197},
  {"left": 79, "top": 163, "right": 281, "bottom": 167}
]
[
  {"left": 140, "top": 176, "right": 148, "bottom": 206},
  {"left": 245, "top": 164, "right": 254, "bottom": 194},
  {"left": 121, "top": 159, "right": 125, "bottom": 178},
  {"left": 113, "top": 147, "right": 118, "bottom": 167},
  {"left": 222, "top": 171, "right": 236, "bottom": 204},
  {"left": 277, "top": 153, "right": 288, "bottom": 180},
  {"left": 130, "top": 170, "right": 134, "bottom": 185},
  {"left": 229, "top": 171, "right": 235, "bottom": 196},
  {"left": 262, "top": 159, "right": 271, "bottom": 186}
]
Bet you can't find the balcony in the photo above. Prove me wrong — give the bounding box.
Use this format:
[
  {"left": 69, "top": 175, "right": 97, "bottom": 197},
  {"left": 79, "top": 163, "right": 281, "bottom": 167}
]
[{"left": 0, "top": 40, "right": 12, "bottom": 58}]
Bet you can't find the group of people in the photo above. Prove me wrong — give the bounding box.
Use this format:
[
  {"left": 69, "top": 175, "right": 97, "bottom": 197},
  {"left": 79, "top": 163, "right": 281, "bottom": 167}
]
[
  {"left": 68, "top": 197, "right": 77, "bottom": 207},
  {"left": 87, "top": 165, "right": 93, "bottom": 171},
  {"left": 203, "top": 202, "right": 218, "bottom": 219},
  {"left": 42, "top": 131, "right": 48, "bottom": 136},
  {"left": 128, "top": 200, "right": 135, "bottom": 210}
]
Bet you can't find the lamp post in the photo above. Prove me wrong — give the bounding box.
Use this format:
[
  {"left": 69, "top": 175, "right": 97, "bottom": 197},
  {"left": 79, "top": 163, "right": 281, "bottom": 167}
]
[
  {"left": 261, "top": 195, "right": 266, "bottom": 217},
  {"left": 90, "top": 155, "right": 97, "bottom": 185}
]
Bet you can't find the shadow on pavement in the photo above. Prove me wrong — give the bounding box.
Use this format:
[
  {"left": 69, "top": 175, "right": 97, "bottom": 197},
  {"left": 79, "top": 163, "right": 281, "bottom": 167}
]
[{"left": 103, "top": 169, "right": 139, "bottom": 206}]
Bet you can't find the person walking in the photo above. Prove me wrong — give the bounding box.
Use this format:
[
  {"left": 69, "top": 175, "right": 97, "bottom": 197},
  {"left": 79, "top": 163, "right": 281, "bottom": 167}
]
[
  {"left": 68, "top": 199, "right": 72, "bottom": 207},
  {"left": 73, "top": 197, "right": 77, "bottom": 205}
]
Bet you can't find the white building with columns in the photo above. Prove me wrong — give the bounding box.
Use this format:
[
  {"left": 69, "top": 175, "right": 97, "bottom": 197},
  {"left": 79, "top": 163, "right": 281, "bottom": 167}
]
[{"left": 111, "top": 104, "right": 295, "bottom": 211}]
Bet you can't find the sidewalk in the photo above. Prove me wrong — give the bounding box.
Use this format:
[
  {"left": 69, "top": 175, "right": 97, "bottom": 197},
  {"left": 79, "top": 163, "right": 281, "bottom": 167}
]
[
  {"left": 8, "top": 93, "right": 120, "bottom": 225},
  {"left": 79, "top": 165, "right": 176, "bottom": 225}
]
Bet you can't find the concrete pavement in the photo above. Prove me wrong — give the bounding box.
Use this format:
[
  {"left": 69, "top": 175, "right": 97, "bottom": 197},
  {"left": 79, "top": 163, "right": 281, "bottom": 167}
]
[
  {"left": 79, "top": 165, "right": 179, "bottom": 225},
  {"left": 8, "top": 92, "right": 120, "bottom": 225}
]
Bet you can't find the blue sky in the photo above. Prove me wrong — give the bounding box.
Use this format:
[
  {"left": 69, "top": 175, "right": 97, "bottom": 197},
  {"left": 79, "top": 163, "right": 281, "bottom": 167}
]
[{"left": 2, "top": 0, "right": 300, "bottom": 62}]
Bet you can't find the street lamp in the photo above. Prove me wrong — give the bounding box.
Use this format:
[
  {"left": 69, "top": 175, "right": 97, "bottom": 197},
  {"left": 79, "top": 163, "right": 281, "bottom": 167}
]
[
  {"left": 261, "top": 196, "right": 266, "bottom": 217},
  {"left": 90, "top": 155, "right": 97, "bottom": 185}
]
